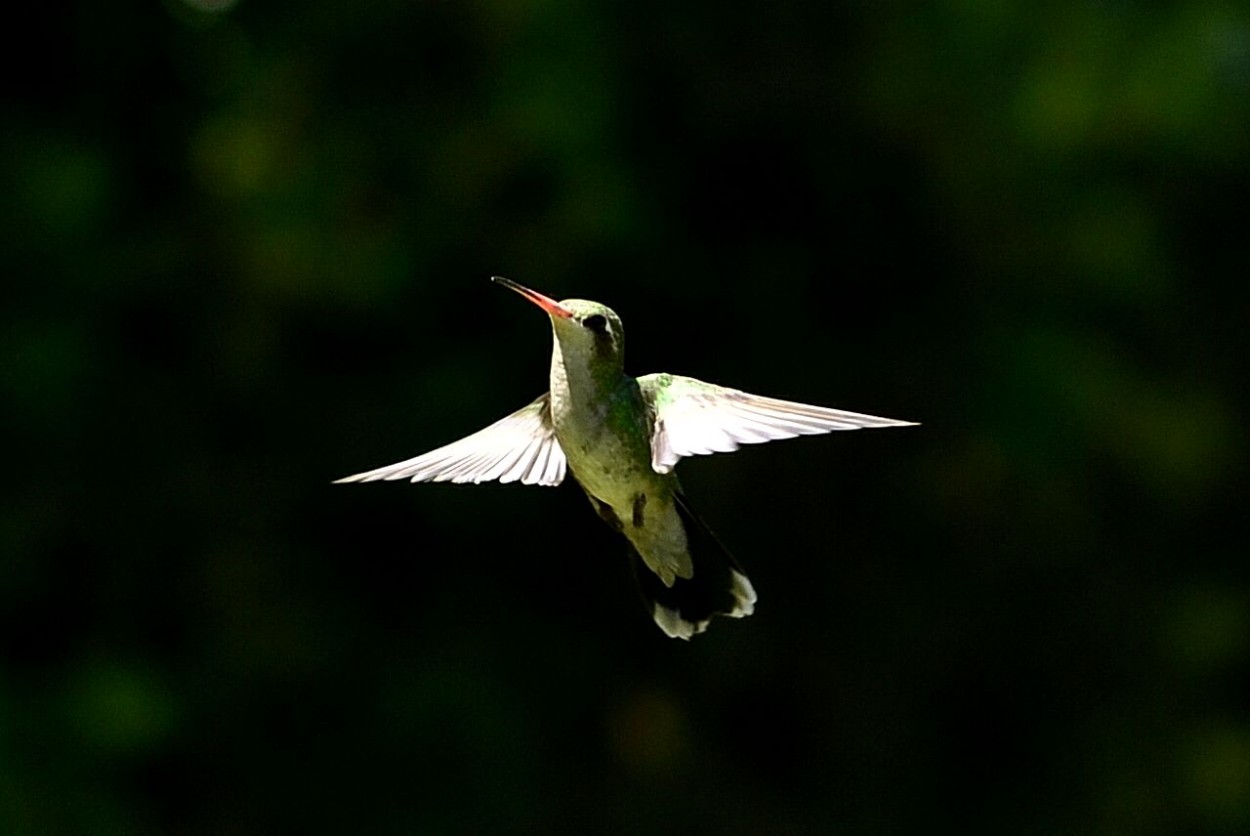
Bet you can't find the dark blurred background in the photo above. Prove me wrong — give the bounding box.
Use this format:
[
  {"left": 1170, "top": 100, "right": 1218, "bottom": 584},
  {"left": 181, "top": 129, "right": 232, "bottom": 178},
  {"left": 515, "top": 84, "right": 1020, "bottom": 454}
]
[{"left": 3, "top": 1, "right": 1249, "bottom": 833}]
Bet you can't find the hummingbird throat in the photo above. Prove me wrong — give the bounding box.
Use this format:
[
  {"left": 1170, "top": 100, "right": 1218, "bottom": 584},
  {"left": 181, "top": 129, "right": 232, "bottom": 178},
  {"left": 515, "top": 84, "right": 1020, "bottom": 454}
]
[{"left": 550, "top": 337, "right": 621, "bottom": 410}]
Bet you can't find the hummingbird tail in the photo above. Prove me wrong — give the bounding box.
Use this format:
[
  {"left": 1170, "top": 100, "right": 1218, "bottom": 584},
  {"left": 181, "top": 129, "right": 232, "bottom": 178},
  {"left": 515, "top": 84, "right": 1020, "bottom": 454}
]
[{"left": 633, "top": 493, "right": 757, "bottom": 640}]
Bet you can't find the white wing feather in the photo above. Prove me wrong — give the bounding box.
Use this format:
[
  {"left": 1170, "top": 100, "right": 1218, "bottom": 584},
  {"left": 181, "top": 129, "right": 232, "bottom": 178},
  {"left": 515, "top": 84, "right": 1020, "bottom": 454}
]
[
  {"left": 641, "top": 374, "right": 916, "bottom": 474},
  {"left": 334, "top": 394, "right": 567, "bottom": 486}
]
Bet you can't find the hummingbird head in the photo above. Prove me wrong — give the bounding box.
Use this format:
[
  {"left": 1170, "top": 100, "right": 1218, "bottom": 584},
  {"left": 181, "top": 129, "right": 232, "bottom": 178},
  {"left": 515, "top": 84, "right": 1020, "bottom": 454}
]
[{"left": 492, "top": 277, "right": 625, "bottom": 372}]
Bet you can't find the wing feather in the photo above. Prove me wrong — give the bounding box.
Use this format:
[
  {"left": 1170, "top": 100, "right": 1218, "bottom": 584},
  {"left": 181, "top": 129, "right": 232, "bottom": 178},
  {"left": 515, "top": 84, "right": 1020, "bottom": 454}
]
[
  {"left": 523, "top": 438, "right": 554, "bottom": 485},
  {"left": 639, "top": 374, "right": 916, "bottom": 474},
  {"left": 334, "top": 393, "right": 567, "bottom": 487}
]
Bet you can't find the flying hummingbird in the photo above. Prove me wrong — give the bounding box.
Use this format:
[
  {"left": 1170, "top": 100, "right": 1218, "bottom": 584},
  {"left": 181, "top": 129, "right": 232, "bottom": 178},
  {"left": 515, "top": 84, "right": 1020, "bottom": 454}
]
[{"left": 336, "top": 277, "right": 916, "bottom": 639}]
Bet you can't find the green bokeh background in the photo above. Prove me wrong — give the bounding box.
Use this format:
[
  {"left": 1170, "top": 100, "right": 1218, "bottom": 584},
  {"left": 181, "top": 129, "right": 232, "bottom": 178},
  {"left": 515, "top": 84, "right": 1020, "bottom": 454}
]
[{"left": 3, "top": 1, "right": 1248, "bottom": 833}]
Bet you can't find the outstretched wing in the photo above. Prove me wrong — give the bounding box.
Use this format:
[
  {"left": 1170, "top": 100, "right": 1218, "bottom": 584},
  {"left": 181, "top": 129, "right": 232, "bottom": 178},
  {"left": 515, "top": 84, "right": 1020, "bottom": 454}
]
[
  {"left": 334, "top": 393, "right": 567, "bottom": 486},
  {"left": 639, "top": 373, "right": 916, "bottom": 474}
]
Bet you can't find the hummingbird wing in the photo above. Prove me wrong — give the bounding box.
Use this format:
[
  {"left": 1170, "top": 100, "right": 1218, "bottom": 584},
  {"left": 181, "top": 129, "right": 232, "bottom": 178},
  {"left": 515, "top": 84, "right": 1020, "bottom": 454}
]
[
  {"left": 334, "top": 394, "right": 567, "bottom": 486},
  {"left": 638, "top": 373, "right": 916, "bottom": 474}
]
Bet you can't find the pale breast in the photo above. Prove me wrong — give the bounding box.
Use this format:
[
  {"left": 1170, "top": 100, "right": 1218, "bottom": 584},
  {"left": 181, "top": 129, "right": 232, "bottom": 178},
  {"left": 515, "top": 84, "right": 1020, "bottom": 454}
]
[{"left": 554, "top": 390, "right": 666, "bottom": 507}]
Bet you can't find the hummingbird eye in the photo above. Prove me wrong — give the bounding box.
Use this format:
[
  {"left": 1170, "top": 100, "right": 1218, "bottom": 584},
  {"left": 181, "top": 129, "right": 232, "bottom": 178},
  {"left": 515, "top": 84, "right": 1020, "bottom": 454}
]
[{"left": 583, "top": 314, "right": 608, "bottom": 334}]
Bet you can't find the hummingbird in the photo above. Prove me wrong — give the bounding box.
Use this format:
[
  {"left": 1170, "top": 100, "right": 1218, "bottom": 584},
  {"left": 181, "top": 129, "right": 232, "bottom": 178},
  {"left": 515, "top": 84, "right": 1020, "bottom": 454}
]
[{"left": 336, "top": 277, "right": 916, "bottom": 639}]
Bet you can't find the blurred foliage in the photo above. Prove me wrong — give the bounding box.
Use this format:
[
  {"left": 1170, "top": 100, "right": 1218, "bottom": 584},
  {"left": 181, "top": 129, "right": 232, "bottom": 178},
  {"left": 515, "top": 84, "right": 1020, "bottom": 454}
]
[{"left": 2, "top": 0, "right": 1248, "bottom": 834}]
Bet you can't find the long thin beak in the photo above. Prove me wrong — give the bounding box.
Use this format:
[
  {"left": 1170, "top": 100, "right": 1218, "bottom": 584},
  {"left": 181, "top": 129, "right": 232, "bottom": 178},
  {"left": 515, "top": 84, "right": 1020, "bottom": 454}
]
[{"left": 492, "top": 276, "right": 574, "bottom": 319}]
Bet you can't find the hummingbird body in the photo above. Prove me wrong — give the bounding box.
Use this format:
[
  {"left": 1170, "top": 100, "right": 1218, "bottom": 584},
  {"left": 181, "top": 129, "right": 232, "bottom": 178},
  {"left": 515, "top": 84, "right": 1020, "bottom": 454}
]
[
  {"left": 336, "top": 278, "right": 916, "bottom": 639},
  {"left": 545, "top": 302, "right": 692, "bottom": 590}
]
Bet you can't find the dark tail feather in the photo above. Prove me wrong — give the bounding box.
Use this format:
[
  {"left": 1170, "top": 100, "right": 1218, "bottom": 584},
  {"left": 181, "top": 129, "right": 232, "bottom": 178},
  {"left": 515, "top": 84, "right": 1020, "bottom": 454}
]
[{"left": 632, "top": 493, "right": 757, "bottom": 640}]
